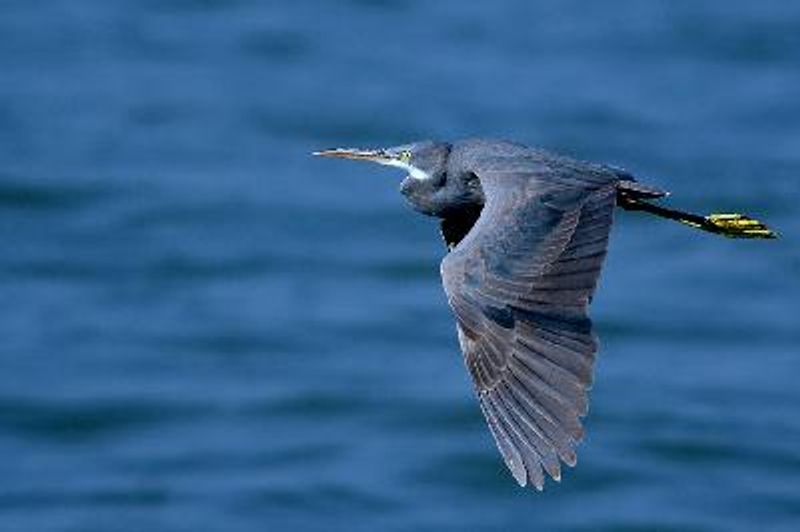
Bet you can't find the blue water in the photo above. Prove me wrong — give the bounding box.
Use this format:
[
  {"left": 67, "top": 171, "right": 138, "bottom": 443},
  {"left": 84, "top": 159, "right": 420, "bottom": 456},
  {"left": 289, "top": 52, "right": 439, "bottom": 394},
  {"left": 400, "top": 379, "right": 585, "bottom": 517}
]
[{"left": 1, "top": 1, "right": 798, "bottom": 531}]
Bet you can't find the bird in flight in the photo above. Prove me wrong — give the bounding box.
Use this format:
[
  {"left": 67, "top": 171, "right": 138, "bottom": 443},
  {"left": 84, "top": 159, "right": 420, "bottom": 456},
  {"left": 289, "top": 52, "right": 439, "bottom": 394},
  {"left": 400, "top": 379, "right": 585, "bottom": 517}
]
[{"left": 314, "top": 139, "right": 776, "bottom": 490}]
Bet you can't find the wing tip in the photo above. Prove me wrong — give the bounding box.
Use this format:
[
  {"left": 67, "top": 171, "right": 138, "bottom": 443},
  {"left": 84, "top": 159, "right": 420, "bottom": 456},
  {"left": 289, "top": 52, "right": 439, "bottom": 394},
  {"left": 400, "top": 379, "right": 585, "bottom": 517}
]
[
  {"left": 509, "top": 459, "right": 528, "bottom": 487},
  {"left": 562, "top": 449, "right": 578, "bottom": 468}
]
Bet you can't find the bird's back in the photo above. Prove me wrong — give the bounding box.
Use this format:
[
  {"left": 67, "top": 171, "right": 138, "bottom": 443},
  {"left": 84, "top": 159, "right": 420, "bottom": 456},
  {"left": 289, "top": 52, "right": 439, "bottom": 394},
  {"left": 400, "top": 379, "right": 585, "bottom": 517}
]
[{"left": 448, "top": 139, "right": 625, "bottom": 194}]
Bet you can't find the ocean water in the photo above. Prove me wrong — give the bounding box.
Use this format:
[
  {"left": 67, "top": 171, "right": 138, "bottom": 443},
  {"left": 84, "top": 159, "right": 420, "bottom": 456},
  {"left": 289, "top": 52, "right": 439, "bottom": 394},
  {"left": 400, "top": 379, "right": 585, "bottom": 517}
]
[{"left": 0, "top": 1, "right": 798, "bottom": 531}]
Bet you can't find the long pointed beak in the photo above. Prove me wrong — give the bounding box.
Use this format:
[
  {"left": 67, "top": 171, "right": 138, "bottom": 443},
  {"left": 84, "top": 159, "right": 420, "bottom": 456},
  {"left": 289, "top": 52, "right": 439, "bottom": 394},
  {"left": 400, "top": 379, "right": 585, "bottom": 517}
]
[{"left": 312, "top": 147, "right": 394, "bottom": 163}]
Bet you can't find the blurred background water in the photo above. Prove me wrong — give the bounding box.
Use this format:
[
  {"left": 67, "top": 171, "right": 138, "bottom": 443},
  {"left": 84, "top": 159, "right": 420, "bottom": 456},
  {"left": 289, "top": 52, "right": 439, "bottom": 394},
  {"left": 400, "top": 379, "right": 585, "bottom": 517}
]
[{"left": 0, "top": 1, "right": 798, "bottom": 531}]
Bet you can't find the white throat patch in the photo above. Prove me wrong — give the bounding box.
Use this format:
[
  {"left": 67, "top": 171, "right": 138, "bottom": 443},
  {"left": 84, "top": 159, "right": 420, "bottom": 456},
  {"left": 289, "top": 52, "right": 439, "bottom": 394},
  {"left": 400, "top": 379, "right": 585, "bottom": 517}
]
[{"left": 380, "top": 159, "right": 431, "bottom": 181}]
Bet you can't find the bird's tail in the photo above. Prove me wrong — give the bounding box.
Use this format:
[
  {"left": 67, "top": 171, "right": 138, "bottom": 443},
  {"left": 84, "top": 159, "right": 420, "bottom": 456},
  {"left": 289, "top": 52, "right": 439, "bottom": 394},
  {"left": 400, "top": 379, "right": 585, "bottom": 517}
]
[{"left": 616, "top": 183, "right": 777, "bottom": 239}]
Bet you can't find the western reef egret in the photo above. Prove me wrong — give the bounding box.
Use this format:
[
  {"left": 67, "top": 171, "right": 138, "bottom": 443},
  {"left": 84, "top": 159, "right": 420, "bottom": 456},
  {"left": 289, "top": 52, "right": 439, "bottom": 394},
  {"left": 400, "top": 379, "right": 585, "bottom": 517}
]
[{"left": 315, "top": 139, "right": 776, "bottom": 490}]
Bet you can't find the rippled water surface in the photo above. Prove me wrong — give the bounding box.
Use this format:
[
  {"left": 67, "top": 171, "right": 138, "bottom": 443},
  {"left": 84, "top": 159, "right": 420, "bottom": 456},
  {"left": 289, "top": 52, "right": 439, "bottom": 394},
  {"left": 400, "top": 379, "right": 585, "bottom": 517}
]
[{"left": 1, "top": 1, "right": 799, "bottom": 531}]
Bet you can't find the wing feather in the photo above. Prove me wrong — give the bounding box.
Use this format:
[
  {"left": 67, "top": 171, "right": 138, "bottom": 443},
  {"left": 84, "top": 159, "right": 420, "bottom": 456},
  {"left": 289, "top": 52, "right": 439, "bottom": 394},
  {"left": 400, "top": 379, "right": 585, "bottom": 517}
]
[{"left": 441, "top": 152, "right": 617, "bottom": 489}]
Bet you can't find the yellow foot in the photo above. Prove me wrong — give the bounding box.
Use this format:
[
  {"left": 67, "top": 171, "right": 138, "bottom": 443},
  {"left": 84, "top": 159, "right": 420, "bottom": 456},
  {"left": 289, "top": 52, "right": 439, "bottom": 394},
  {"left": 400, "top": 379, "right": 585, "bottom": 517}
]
[{"left": 706, "top": 213, "right": 778, "bottom": 239}]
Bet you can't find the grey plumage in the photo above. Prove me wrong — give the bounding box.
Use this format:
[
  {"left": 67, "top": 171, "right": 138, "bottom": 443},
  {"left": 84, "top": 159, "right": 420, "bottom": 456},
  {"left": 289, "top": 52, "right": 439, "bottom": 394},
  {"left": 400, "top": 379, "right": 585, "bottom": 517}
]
[
  {"left": 314, "top": 138, "right": 777, "bottom": 491},
  {"left": 439, "top": 140, "right": 617, "bottom": 489}
]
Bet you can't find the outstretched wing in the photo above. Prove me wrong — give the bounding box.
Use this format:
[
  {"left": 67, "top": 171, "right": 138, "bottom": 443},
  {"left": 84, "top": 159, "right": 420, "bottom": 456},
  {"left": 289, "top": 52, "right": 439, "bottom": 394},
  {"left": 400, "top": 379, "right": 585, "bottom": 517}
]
[{"left": 441, "top": 152, "right": 618, "bottom": 490}]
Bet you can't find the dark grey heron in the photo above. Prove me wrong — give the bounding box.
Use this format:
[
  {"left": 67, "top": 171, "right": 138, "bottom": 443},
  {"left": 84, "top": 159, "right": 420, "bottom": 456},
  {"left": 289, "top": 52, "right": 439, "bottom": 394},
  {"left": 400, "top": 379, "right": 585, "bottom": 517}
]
[{"left": 314, "top": 139, "right": 776, "bottom": 490}]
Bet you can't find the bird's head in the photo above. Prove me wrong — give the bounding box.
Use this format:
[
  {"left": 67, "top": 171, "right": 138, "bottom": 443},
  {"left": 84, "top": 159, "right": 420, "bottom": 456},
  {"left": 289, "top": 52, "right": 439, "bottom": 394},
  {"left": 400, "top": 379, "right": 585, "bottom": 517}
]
[
  {"left": 314, "top": 141, "right": 448, "bottom": 181},
  {"left": 314, "top": 140, "right": 482, "bottom": 217}
]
